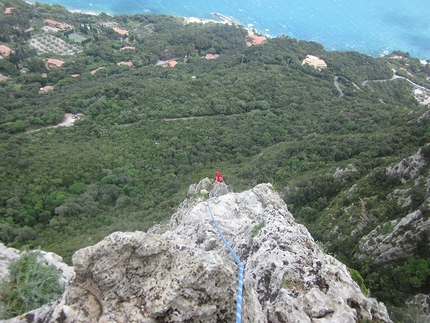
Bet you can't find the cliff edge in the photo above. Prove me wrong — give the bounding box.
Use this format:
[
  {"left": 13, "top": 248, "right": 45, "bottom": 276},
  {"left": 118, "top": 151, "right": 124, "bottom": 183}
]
[{"left": 3, "top": 179, "right": 391, "bottom": 323}]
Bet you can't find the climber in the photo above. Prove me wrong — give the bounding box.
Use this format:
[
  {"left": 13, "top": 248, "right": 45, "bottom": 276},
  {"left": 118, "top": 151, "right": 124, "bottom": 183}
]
[{"left": 214, "top": 171, "right": 224, "bottom": 183}]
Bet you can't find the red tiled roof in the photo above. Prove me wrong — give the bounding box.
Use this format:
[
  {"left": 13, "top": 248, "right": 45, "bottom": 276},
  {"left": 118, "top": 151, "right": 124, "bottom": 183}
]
[
  {"left": 0, "top": 45, "right": 13, "bottom": 57},
  {"left": 46, "top": 58, "right": 65, "bottom": 68},
  {"left": 113, "top": 28, "right": 128, "bottom": 35},
  {"left": 4, "top": 7, "right": 14, "bottom": 14},
  {"left": 205, "top": 54, "right": 219, "bottom": 59}
]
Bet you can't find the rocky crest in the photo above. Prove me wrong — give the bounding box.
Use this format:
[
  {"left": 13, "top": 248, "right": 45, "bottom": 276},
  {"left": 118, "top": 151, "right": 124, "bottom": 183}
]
[
  {"left": 2, "top": 180, "right": 391, "bottom": 323},
  {"left": 358, "top": 147, "right": 430, "bottom": 264}
]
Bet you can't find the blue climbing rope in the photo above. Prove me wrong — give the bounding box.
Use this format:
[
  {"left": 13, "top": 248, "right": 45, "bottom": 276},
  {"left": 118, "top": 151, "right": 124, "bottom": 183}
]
[{"left": 206, "top": 200, "right": 244, "bottom": 323}]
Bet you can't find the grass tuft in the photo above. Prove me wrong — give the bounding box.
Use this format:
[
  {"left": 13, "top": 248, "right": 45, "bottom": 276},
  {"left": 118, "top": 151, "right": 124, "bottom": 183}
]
[{"left": 0, "top": 251, "right": 65, "bottom": 319}]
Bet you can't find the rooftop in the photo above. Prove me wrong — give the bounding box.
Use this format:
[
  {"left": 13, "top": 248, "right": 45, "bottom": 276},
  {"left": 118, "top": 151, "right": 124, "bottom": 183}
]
[
  {"left": 301, "top": 55, "right": 327, "bottom": 69},
  {"left": 113, "top": 28, "right": 128, "bottom": 35}
]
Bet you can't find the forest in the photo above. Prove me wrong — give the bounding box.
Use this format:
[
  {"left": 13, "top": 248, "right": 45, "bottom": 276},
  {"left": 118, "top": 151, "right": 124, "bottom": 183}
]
[{"left": 1, "top": 0, "right": 430, "bottom": 318}]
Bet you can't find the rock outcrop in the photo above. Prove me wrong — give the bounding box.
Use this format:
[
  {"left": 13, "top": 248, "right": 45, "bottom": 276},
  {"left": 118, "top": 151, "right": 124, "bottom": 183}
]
[
  {"left": 357, "top": 210, "right": 430, "bottom": 264},
  {"left": 386, "top": 148, "right": 427, "bottom": 184},
  {"left": 358, "top": 146, "right": 430, "bottom": 264},
  {"left": 3, "top": 180, "right": 392, "bottom": 323}
]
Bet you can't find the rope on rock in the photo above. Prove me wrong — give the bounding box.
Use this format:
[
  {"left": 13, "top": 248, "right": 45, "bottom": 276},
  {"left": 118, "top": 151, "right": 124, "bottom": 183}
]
[{"left": 206, "top": 200, "right": 244, "bottom": 323}]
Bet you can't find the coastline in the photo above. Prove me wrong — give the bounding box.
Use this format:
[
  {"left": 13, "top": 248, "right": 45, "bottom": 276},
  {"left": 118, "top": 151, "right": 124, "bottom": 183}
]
[
  {"left": 25, "top": 1, "right": 429, "bottom": 60},
  {"left": 184, "top": 13, "right": 241, "bottom": 27}
]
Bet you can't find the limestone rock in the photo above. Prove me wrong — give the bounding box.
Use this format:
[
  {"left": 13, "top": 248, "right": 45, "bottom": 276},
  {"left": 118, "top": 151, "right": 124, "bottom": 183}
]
[
  {"left": 358, "top": 210, "right": 430, "bottom": 264},
  {"left": 386, "top": 147, "right": 427, "bottom": 183},
  {"left": 209, "top": 181, "right": 233, "bottom": 198},
  {"left": 0, "top": 243, "right": 20, "bottom": 282},
  {"left": 31, "top": 181, "right": 392, "bottom": 323},
  {"left": 333, "top": 164, "right": 357, "bottom": 180},
  {"left": 357, "top": 145, "right": 430, "bottom": 265}
]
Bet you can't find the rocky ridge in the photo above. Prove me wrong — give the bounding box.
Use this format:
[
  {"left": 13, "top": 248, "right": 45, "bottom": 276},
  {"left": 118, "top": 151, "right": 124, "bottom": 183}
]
[
  {"left": 358, "top": 147, "right": 430, "bottom": 264},
  {"left": 2, "top": 180, "right": 391, "bottom": 322}
]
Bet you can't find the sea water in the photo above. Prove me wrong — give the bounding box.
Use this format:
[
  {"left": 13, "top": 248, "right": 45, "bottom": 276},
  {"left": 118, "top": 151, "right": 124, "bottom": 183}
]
[{"left": 29, "top": 0, "right": 430, "bottom": 60}]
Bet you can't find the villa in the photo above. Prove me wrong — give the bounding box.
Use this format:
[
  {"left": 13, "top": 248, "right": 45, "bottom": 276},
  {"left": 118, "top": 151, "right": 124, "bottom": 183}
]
[
  {"left": 301, "top": 55, "right": 327, "bottom": 70},
  {"left": 4, "top": 7, "right": 15, "bottom": 15},
  {"left": 205, "top": 54, "right": 219, "bottom": 60},
  {"left": 44, "top": 19, "right": 69, "bottom": 31},
  {"left": 246, "top": 30, "right": 267, "bottom": 46},
  {"left": 167, "top": 61, "right": 178, "bottom": 68},
  {"left": 46, "top": 58, "right": 65, "bottom": 69},
  {"left": 0, "top": 44, "right": 13, "bottom": 57},
  {"left": 113, "top": 28, "right": 128, "bottom": 35}
]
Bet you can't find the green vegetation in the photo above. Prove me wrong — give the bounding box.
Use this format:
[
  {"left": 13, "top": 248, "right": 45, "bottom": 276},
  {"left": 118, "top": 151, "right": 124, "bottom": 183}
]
[
  {"left": 282, "top": 276, "right": 294, "bottom": 289},
  {"left": 251, "top": 222, "right": 265, "bottom": 237},
  {"left": 349, "top": 268, "right": 369, "bottom": 295},
  {"left": 1, "top": 0, "right": 430, "bottom": 317},
  {"left": 0, "top": 251, "right": 65, "bottom": 319}
]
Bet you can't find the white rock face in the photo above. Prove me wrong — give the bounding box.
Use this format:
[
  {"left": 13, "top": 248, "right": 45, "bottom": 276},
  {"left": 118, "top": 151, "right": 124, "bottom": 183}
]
[
  {"left": 358, "top": 146, "right": 430, "bottom": 264},
  {"left": 358, "top": 210, "right": 430, "bottom": 264},
  {"left": 4, "top": 181, "right": 392, "bottom": 322},
  {"left": 0, "top": 243, "right": 20, "bottom": 282},
  {"left": 333, "top": 164, "right": 357, "bottom": 180},
  {"left": 386, "top": 147, "right": 427, "bottom": 183}
]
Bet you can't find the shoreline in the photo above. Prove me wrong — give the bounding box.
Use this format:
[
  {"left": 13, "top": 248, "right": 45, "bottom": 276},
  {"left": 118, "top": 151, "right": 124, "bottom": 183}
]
[{"left": 26, "top": 1, "right": 429, "bottom": 61}]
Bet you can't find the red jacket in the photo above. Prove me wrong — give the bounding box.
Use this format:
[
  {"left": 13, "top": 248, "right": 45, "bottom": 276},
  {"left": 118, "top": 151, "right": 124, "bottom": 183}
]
[{"left": 214, "top": 172, "right": 224, "bottom": 182}]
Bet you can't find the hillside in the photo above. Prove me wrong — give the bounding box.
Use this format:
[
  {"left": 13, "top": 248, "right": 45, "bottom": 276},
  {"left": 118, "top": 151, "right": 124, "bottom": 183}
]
[{"left": 1, "top": 0, "right": 430, "bottom": 318}]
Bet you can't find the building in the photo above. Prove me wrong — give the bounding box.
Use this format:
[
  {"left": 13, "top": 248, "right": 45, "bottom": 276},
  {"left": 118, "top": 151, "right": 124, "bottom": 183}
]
[
  {"left": 301, "top": 55, "right": 327, "bottom": 70},
  {"left": 205, "top": 54, "right": 219, "bottom": 60},
  {"left": 44, "top": 19, "right": 69, "bottom": 31},
  {"left": 120, "top": 46, "right": 136, "bottom": 51},
  {"left": 46, "top": 58, "right": 65, "bottom": 69},
  {"left": 39, "top": 86, "right": 54, "bottom": 94},
  {"left": 167, "top": 61, "right": 178, "bottom": 68},
  {"left": 116, "top": 60, "right": 133, "bottom": 67},
  {"left": 0, "top": 45, "right": 13, "bottom": 57},
  {"left": 113, "top": 28, "right": 128, "bottom": 36},
  {"left": 4, "top": 7, "right": 15, "bottom": 15},
  {"left": 246, "top": 30, "right": 267, "bottom": 46}
]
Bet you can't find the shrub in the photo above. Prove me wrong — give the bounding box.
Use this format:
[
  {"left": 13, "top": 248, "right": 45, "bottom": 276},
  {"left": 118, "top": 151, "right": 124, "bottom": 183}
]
[
  {"left": 0, "top": 251, "right": 65, "bottom": 319},
  {"left": 349, "top": 268, "right": 369, "bottom": 295},
  {"left": 251, "top": 222, "right": 265, "bottom": 237}
]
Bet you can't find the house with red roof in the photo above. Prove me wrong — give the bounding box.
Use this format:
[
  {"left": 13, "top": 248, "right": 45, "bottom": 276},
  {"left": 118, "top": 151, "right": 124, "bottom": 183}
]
[
  {"left": 246, "top": 30, "right": 267, "bottom": 46},
  {"left": 44, "top": 19, "right": 69, "bottom": 30},
  {"left": 205, "top": 54, "right": 219, "bottom": 60},
  {"left": 0, "top": 45, "right": 14, "bottom": 57},
  {"left": 113, "top": 28, "right": 128, "bottom": 36},
  {"left": 46, "top": 58, "right": 65, "bottom": 69},
  {"left": 167, "top": 61, "right": 178, "bottom": 67},
  {"left": 4, "top": 7, "right": 15, "bottom": 15}
]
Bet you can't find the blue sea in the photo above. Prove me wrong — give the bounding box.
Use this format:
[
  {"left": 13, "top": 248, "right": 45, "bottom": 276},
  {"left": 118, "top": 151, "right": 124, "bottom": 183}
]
[{"left": 30, "top": 0, "right": 430, "bottom": 60}]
